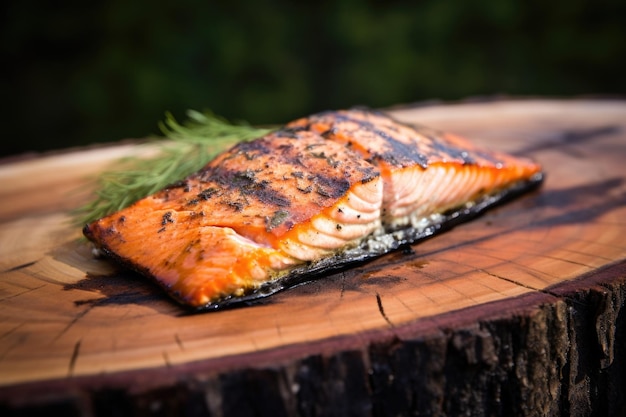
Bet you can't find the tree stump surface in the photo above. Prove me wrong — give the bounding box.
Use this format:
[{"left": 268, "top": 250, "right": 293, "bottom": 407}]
[{"left": 1, "top": 99, "right": 625, "bottom": 416}]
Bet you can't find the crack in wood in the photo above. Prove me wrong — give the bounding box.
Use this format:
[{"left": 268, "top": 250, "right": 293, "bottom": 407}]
[
  {"left": 274, "top": 322, "right": 283, "bottom": 342},
  {"left": 54, "top": 305, "right": 94, "bottom": 342},
  {"left": 537, "top": 253, "right": 599, "bottom": 269},
  {"left": 3, "top": 261, "right": 36, "bottom": 273},
  {"left": 468, "top": 248, "right": 580, "bottom": 285},
  {"left": 481, "top": 268, "right": 592, "bottom": 309},
  {"left": 375, "top": 293, "right": 394, "bottom": 328},
  {"left": 67, "top": 339, "right": 81, "bottom": 377},
  {"left": 162, "top": 351, "right": 171, "bottom": 368},
  {"left": 544, "top": 245, "right": 616, "bottom": 263},
  {"left": 0, "top": 324, "right": 27, "bottom": 362},
  {"left": 0, "top": 323, "right": 23, "bottom": 341},
  {"left": 174, "top": 333, "right": 185, "bottom": 351},
  {"left": 481, "top": 269, "right": 544, "bottom": 293},
  {"left": 416, "top": 267, "right": 484, "bottom": 305},
  {"left": 0, "top": 284, "right": 47, "bottom": 303},
  {"left": 339, "top": 272, "right": 347, "bottom": 299}
]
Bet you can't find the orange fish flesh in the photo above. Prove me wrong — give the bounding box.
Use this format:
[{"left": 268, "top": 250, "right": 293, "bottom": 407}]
[{"left": 83, "top": 109, "right": 543, "bottom": 310}]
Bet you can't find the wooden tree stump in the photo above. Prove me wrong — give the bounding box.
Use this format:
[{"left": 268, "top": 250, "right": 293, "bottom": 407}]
[{"left": 1, "top": 99, "right": 625, "bottom": 416}]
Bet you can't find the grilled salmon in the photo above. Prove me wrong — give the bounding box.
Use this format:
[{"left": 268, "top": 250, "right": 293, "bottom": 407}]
[{"left": 84, "top": 109, "right": 543, "bottom": 310}]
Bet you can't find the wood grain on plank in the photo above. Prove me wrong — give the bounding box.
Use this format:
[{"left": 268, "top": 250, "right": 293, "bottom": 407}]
[{"left": 0, "top": 100, "right": 624, "bottom": 402}]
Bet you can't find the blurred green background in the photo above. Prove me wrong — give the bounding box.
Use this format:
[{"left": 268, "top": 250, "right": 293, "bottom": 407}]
[{"left": 2, "top": 0, "right": 625, "bottom": 158}]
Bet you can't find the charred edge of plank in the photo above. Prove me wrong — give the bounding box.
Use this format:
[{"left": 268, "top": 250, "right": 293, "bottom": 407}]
[{"left": 190, "top": 172, "right": 545, "bottom": 311}]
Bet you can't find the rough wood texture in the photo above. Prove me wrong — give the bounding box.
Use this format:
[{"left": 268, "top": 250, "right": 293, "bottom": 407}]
[{"left": 1, "top": 99, "right": 625, "bottom": 416}]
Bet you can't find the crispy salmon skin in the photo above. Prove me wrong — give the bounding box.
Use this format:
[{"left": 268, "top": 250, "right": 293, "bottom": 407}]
[{"left": 83, "top": 109, "right": 543, "bottom": 310}]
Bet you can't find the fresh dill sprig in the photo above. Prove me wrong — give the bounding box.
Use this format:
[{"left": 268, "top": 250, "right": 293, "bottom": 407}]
[{"left": 74, "top": 110, "right": 273, "bottom": 225}]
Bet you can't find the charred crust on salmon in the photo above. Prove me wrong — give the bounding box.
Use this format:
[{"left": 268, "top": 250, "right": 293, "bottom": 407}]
[
  {"left": 161, "top": 212, "right": 174, "bottom": 226},
  {"left": 84, "top": 108, "right": 544, "bottom": 311},
  {"left": 266, "top": 210, "right": 290, "bottom": 232},
  {"left": 197, "top": 187, "right": 219, "bottom": 200}
]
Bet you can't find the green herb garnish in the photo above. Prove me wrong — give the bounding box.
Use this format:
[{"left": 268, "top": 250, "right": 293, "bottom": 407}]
[{"left": 74, "top": 110, "right": 273, "bottom": 225}]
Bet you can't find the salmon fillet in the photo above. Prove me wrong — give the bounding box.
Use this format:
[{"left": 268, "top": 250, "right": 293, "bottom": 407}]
[{"left": 84, "top": 109, "right": 543, "bottom": 310}]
